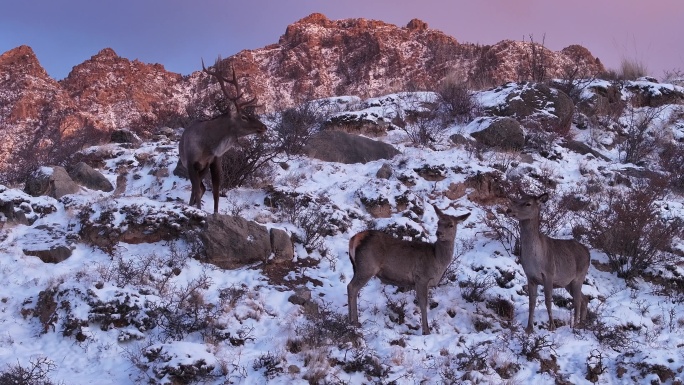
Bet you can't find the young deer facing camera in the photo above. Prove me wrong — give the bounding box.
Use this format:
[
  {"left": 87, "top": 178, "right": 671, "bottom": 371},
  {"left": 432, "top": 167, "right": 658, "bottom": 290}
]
[{"left": 347, "top": 205, "right": 470, "bottom": 335}]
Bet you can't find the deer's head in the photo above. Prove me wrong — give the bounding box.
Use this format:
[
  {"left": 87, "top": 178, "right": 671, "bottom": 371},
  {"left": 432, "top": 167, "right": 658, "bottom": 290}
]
[
  {"left": 505, "top": 193, "right": 548, "bottom": 221},
  {"left": 433, "top": 205, "right": 471, "bottom": 242},
  {"left": 202, "top": 58, "right": 267, "bottom": 136}
]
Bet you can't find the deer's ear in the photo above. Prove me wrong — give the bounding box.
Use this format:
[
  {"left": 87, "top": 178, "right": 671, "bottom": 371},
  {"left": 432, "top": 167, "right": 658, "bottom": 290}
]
[
  {"left": 537, "top": 193, "right": 549, "bottom": 203},
  {"left": 456, "top": 212, "right": 471, "bottom": 222},
  {"left": 431, "top": 204, "right": 443, "bottom": 217}
]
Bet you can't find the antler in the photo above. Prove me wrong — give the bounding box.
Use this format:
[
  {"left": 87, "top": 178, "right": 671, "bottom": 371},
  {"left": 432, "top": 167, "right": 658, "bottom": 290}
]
[{"left": 201, "top": 57, "right": 258, "bottom": 113}]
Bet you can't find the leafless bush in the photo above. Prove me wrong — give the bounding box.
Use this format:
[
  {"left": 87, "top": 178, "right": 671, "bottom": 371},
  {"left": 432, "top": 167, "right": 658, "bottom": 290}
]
[
  {"left": 585, "top": 349, "right": 608, "bottom": 383},
  {"left": 659, "top": 141, "right": 684, "bottom": 192},
  {"left": 588, "top": 88, "right": 626, "bottom": 132},
  {"left": 96, "top": 246, "right": 187, "bottom": 294},
  {"left": 1, "top": 122, "right": 108, "bottom": 186},
  {"left": 617, "top": 104, "right": 667, "bottom": 165},
  {"left": 437, "top": 76, "right": 482, "bottom": 124},
  {"left": 619, "top": 58, "right": 648, "bottom": 80},
  {"left": 0, "top": 357, "right": 62, "bottom": 385},
  {"left": 517, "top": 331, "right": 558, "bottom": 361},
  {"left": 574, "top": 182, "right": 682, "bottom": 282},
  {"left": 272, "top": 101, "right": 324, "bottom": 156},
  {"left": 469, "top": 44, "right": 500, "bottom": 90},
  {"left": 400, "top": 98, "right": 450, "bottom": 146},
  {"left": 151, "top": 273, "right": 222, "bottom": 341},
  {"left": 662, "top": 68, "right": 684, "bottom": 84},
  {"left": 252, "top": 351, "right": 284, "bottom": 380},
  {"left": 339, "top": 348, "right": 388, "bottom": 379},
  {"left": 293, "top": 207, "right": 333, "bottom": 253},
  {"left": 518, "top": 34, "right": 549, "bottom": 83},
  {"left": 295, "top": 302, "right": 362, "bottom": 350},
  {"left": 220, "top": 135, "right": 278, "bottom": 191},
  {"left": 439, "top": 343, "right": 492, "bottom": 383},
  {"left": 459, "top": 273, "right": 496, "bottom": 303},
  {"left": 384, "top": 291, "right": 408, "bottom": 326}
]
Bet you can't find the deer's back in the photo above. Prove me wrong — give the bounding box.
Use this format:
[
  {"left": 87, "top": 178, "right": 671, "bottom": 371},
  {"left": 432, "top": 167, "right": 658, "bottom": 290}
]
[{"left": 351, "top": 230, "right": 436, "bottom": 287}]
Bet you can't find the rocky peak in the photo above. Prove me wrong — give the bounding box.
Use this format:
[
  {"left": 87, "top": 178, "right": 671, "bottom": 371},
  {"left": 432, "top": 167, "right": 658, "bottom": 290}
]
[
  {"left": 0, "top": 45, "right": 50, "bottom": 80},
  {"left": 60, "top": 47, "right": 184, "bottom": 130},
  {"left": 92, "top": 47, "right": 119, "bottom": 61},
  {"left": 406, "top": 18, "right": 428, "bottom": 31}
]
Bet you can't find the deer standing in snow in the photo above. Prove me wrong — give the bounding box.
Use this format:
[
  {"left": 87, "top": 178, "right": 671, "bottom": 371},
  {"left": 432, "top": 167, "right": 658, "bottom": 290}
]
[
  {"left": 506, "top": 193, "right": 590, "bottom": 333},
  {"left": 179, "top": 58, "right": 266, "bottom": 214},
  {"left": 347, "top": 205, "right": 471, "bottom": 335}
]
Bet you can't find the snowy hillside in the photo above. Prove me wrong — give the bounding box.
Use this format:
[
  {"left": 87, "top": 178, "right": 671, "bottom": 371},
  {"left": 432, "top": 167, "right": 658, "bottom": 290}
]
[{"left": 1, "top": 83, "right": 684, "bottom": 385}]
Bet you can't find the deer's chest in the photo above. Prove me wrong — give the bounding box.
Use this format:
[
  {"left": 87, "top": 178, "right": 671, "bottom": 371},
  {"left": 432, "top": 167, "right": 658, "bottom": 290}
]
[
  {"left": 212, "top": 137, "right": 237, "bottom": 157},
  {"left": 520, "top": 243, "right": 552, "bottom": 283}
]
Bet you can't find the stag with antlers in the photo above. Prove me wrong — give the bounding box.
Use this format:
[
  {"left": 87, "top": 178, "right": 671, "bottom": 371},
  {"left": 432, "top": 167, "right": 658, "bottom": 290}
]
[{"left": 179, "top": 57, "right": 266, "bottom": 214}]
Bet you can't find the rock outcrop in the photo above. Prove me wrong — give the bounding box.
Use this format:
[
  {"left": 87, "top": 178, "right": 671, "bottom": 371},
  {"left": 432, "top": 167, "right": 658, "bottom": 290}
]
[{"left": 0, "top": 14, "right": 607, "bottom": 181}]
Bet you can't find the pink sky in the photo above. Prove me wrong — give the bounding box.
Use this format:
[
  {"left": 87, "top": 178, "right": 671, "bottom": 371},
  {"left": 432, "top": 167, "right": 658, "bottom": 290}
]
[{"left": 1, "top": 0, "right": 682, "bottom": 80}]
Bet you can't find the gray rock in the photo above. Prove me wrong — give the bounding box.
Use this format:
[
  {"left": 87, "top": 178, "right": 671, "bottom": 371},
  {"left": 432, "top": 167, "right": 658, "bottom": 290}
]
[
  {"left": 21, "top": 224, "right": 73, "bottom": 263},
  {"left": 68, "top": 162, "right": 114, "bottom": 192},
  {"left": 489, "top": 82, "right": 574, "bottom": 136},
  {"left": 200, "top": 214, "right": 271, "bottom": 269},
  {"left": 376, "top": 163, "right": 393, "bottom": 179},
  {"left": 270, "top": 228, "right": 294, "bottom": 264},
  {"left": 110, "top": 129, "right": 142, "bottom": 145},
  {"left": 304, "top": 130, "right": 400, "bottom": 164},
  {"left": 470, "top": 117, "right": 525, "bottom": 151},
  {"left": 24, "top": 166, "right": 80, "bottom": 198}
]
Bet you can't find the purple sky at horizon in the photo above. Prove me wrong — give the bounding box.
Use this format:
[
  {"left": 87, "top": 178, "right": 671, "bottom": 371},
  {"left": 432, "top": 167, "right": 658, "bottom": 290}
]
[{"left": 1, "top": 1, "right": 682, "bottom": 81}]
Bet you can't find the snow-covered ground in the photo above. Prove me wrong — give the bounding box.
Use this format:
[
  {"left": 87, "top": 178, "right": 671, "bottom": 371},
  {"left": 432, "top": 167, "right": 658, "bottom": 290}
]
[{"left": 1, "top": 87, "right": 683, "bottom": 384}]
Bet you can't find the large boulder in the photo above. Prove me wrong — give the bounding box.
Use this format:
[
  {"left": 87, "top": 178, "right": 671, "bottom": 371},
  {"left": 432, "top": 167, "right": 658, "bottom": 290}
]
[
  {"left": 24, "top": 166, "right": 81, "bottom": 198},
  {"left": 270, "top": 228, "right": 295, "bottom": 264},
  {"left": 468, "top": 117, "right": 525, "bottom": 151},
  {"left": 110, "top": 129, "right": 142, "bottom": 146},
  {"left": 200, "top": 214, "right": 272, "bottom": 269},
  {"left": 68, "top": 162, "right": 114, "bottom": 192},
  {"left": 624, "top": 78, "right": 684, "bottom": 107},
  {"left": 303, "top": 130, "right": 400, "bottom": 164},
  {"left": 21, "top": 224, "right": 74, "bottom": 263},
  {"left": 484, "top": 82, "right": 574, "bottom": 136}
]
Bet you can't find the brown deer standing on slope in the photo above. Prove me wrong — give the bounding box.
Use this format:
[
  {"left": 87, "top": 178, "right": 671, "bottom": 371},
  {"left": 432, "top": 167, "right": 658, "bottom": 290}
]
[
  {"left": 347, "top": 205, "right": 471, "bottom": 335},
  {"left": 179, "top": 58, "right": 267, "bottom": 214},
  {"left": 506, "top": 193, "right": 590, "bottom": 333}
]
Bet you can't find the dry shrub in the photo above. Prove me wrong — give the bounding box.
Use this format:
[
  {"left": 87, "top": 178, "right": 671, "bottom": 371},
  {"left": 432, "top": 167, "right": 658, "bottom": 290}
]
[
  {"left": 0, "top": 357, "right": 62, "bottom": 385},
  {"left": 437, "top": 75, "right": 482, "bottom": 124},
  {"left": 220, "top": 135, "right": 278, "bottom": 191},
  {"left": 617, "top": 104, "right": 667, "bottom": 165},
  {"left": 659, "top": 141, "right": 684, "bottom": 192},
  {"left": 1, "top": 122, "right": 108, "bottom": 186},
  {"left": 619, "top": 58, "right": 648, "bottom": 80},
  {"left": 574, "top": 181, "right": 682, "bottom": 282},
  {"left": 272, "top": 101, "right": 324, "bottom": 156},
  {"left": 469, "top": 44, "right": 500, "bottom": 90}
]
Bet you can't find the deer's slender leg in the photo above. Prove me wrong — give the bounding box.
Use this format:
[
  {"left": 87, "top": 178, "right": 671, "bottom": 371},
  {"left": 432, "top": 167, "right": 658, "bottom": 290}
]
[
  {"left": 543, "top": 275, "right": 555, "bottom": 331},
  {"left": 210, "top": 158, "right": 222, "bottom": 214},
  {"left": 567, "top": 280, "right": 585, "bottom": 328},
  {"left": 188, "top": 163, "right": 205, "bottom": 209},
  {"left": 347, "top": 271, "right": 375, "bottom": 326},
  {"left": 526, "top": 281, "right": 538, "bottom": 334},
  {"left": 415, "top": 282, "right": 430, "bottom": 335}
]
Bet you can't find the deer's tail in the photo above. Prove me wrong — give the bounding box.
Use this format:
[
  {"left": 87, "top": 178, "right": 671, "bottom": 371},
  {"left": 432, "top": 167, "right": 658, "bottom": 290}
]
[{"left": 348, "top": 231, "right": 370, "bottom": 273}]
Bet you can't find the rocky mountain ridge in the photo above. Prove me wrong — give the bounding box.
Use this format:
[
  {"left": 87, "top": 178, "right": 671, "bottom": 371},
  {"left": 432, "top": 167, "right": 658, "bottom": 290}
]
[{"left": 0, "top": 13, "right": 605, "bottom": 183}]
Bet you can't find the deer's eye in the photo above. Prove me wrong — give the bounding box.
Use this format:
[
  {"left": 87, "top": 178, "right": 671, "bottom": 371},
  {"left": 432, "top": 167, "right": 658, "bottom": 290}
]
[{"left": 525, "top": 203, "right": 532, "bottom": 206}]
